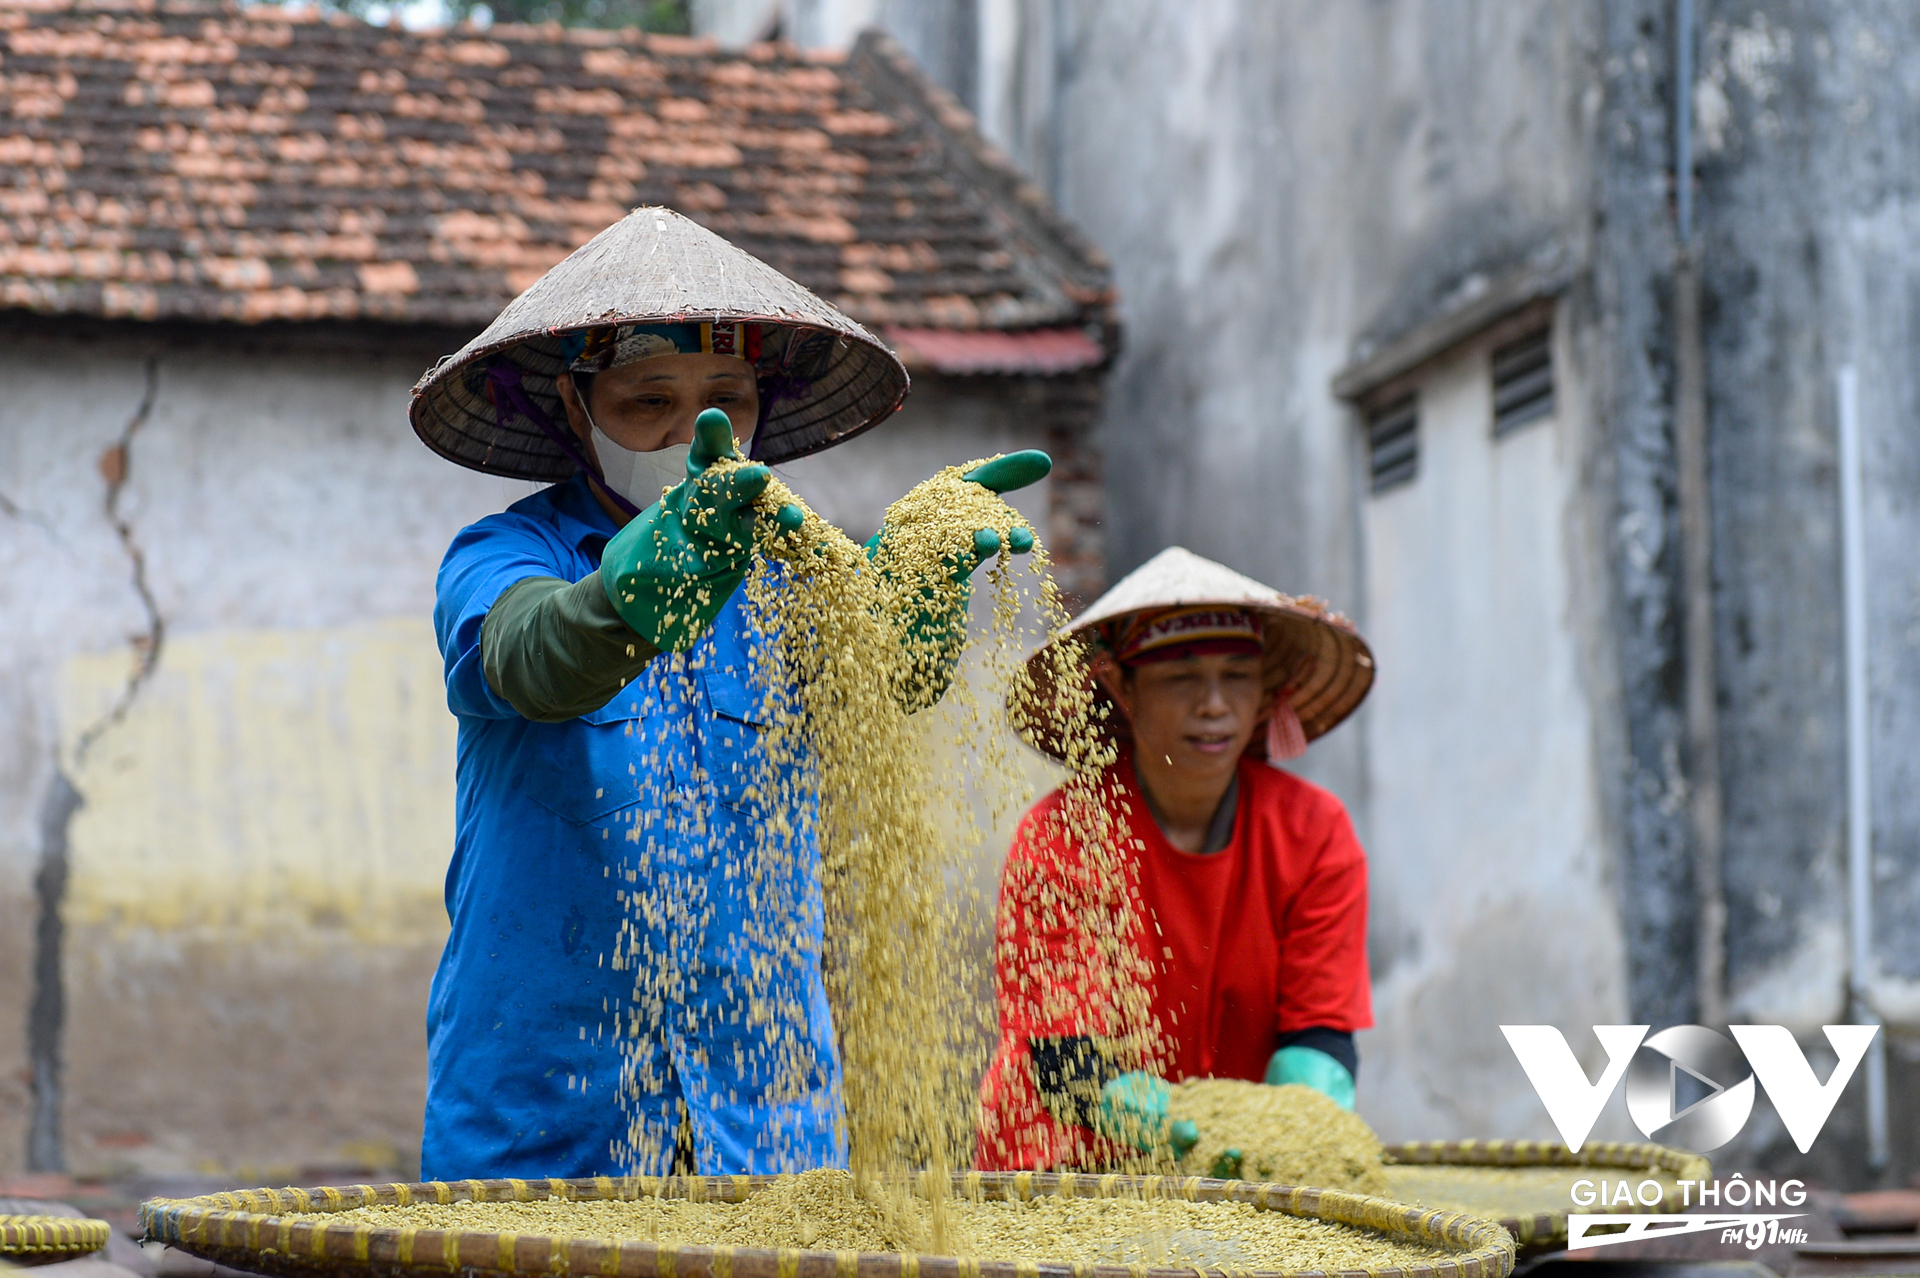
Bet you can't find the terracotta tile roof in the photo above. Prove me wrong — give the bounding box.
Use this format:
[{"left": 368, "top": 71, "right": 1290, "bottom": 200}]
[{"left": 0, "top": 3, "right": 1115, "bottom": 352}]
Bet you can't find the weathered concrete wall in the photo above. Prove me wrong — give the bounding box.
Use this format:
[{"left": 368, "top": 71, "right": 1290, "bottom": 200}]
[
  {"left": 1691, "top": 1, "right": 1920, "bottom": 1025},
  {"left": 0, "top": 321, "right": 516, "bottom": 1177},
  {"left": 1584, "top": 0, "right": 1704, "bottom": 1035},
  {"left": 1545, "top": 0, "right": 1920, "bottom": 1185},
  {"left": 1676, "top": 0, "right": 1920, "bottom": 1183},
  {"left": 0, "top": 794, "right": 32, "bottom": 1171}
]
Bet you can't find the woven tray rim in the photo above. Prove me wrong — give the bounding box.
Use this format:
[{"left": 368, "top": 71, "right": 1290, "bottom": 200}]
[
  {"left": 1378, "top": 1141, "right": 1712, "bottom": 1246},
  {"left": 141, "top": 1171, "right": 1517, "bottom": 1278},
  {"left": 0, "top": 1214, "right": 114, "bottom": 1261}
]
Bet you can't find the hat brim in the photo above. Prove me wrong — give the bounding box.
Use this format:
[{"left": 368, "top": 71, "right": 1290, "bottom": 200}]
[
  {"left": 1011, "top": 600, "right": 1375, "bottom": 764},
  {"left": 408, "top": 208, "right": 910, "bottom": 477},
  {"left": 411, "top": 316, "right": 908, "bottom": 479}
]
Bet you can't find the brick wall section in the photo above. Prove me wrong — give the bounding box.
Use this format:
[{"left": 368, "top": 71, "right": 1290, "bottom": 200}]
[
  {"left": 1034, "top": 369, "right": 1106, "bottom": 610},
  {"left": 942, "top": 369, "right": 1107, "bottom": 611}
]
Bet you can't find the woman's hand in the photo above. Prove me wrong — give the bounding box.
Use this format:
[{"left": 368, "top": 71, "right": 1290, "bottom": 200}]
[
  {"left": 1266, "top": 1045, "right": 1357, "bottom": 1111},
  {"left": 599, "top": 409, "right": 799, "bottom": 651},
  {"left": 867, "top": 450, "right": 1050, "bottom": 710},
  {"left": 1095, "top": 1071, "right": 1201, "bottom": 1155}
]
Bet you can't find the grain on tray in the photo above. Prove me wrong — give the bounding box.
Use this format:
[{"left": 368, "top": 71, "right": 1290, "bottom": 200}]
[
  {"left": 614, "top": 460, "right": 1143, "bottom": 1193},
  {"left": 322, "top": 1170, "right": 1455, "bottom": 1272},
  {"left": 1170, "top": 1080, "right": 1390, "bottom": 1195}
]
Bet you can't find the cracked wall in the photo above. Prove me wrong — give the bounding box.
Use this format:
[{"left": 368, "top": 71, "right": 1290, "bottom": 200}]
[{"left": 0, "top": 322, "right": 521, "bottom": 1178}]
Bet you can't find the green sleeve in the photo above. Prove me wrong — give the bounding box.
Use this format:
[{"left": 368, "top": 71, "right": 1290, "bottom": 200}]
[{"left": 480, "top": 574, "right": 661, "bottom": 723}]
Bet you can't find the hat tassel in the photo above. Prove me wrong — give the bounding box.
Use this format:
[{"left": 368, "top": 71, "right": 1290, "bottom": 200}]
[{"left": 1265, "top": 698, "right": 1307, "bottom": 765}]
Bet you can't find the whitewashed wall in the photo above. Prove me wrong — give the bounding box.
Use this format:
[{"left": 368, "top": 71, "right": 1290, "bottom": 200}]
[
  {"left": 1356, "top": 312, "right": 1634, "bottom": 1142},
  {"left": 0, "top": 326, "right": 507, "bottom": 1178}
]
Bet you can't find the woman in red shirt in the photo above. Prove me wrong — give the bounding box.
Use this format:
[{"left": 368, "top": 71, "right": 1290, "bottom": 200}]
[{"left": 978, "top": 547, "right": 1376, "bottom": 1171}]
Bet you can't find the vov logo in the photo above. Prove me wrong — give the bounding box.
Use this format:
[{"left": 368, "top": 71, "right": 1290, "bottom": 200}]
[{"left": 1501, "top": 1024, "right": 1880, "bottom": 1153}]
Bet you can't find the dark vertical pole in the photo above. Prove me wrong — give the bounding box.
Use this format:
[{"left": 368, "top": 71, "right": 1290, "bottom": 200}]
[
  {"left": 28, "top": 770, "right": 82, "bottom": 1172},
  {"left": 1673, "top": 0, "right": 1725, "bottom": 1029}
]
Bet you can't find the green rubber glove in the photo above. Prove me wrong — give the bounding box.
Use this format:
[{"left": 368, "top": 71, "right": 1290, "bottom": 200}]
[
  {"left": 600, "top": 409, "right": 789, "bottom": 652},
  {"left": 864, "top": 450, "right": 1050, "bottom": 709},
  {"left": 1266, "top": 1045, "right": 1357, "bottom": 1112},
  {"left": 1208, "top": 1148, "right": 1245, "bottom": 1180},
  {"left": 963, "top": 449, "right": 1052, "bottom": 497},
  {"left": 1094, "top": 1072, "right": 1199, "bottom": 1155},
  {"left": 864, "top": 448, "right": 1050, "bottom": 578}
]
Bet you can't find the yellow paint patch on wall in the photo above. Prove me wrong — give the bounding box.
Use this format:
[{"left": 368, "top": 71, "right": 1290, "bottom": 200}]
[{"left": 60, "top": 619, "right": 454, "bottom": 944}]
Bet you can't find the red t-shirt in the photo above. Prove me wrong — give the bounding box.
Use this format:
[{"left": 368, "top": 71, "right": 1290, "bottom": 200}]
[{"left": 975, "top": 754, "right": 1372, "bottom": 1171}]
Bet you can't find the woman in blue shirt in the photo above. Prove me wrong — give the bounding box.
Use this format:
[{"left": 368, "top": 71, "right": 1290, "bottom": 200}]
[{"left": 407, "top": 209, "right": 1046, "bottom": 1180}]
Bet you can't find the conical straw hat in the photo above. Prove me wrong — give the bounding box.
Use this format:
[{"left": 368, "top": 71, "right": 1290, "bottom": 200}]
[
  {"left": 410, "top": 207, "right": 909, "bottom": 478},
  {"left": 1012, "top": 546, "right": 1375, "bottom": 762}
]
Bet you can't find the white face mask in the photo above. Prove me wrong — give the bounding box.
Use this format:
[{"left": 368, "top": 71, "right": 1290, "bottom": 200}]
[{"left": 590, "top": 425, "right": 689, "bottom": 511}]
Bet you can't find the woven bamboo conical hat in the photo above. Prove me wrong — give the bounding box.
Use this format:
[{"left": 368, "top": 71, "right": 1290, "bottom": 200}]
[
  {"left": 1012, "top": 546, "right": 1375, "bottom": 762},
  {"left": 410, "top": 207, "right": 909, "bottom": 477}
]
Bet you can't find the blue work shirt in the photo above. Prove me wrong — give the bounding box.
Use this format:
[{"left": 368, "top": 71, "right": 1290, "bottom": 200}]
[{"left": 423, "top": 473, "right": 843, "bottom": 1180}]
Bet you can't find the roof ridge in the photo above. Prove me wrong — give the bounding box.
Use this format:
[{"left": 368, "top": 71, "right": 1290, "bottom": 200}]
[{"left": 848, "top": 29, "right": 1114, "bottom": 316}]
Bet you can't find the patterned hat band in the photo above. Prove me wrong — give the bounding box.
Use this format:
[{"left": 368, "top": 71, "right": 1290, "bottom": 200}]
[
  {"left": 1114, "top": 606, "right": 1265, "bottom": 666},
  {"left": 563, "top": 321, "right": 768, "bottom": 374}
]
